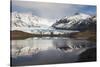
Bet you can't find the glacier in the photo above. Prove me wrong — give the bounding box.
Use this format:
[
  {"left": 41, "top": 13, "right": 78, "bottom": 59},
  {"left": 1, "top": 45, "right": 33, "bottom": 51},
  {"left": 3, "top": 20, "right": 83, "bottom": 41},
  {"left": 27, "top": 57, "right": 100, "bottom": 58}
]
[{"left": 11, "top": 12, "right": 79, "bottom": 34}]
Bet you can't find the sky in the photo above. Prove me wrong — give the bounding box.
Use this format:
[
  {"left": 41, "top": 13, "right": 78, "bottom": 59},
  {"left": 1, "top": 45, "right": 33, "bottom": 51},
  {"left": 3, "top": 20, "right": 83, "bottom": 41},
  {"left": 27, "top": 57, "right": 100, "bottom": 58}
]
[{"left": 11, "top": 0, "right": 96, "bottom": 21}]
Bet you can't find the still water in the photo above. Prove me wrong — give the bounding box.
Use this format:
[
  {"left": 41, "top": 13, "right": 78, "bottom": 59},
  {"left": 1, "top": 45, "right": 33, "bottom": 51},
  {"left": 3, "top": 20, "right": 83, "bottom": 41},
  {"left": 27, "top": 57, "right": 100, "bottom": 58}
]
[{"left": 11, "top": 37, "right": 96, "bottom": 66}]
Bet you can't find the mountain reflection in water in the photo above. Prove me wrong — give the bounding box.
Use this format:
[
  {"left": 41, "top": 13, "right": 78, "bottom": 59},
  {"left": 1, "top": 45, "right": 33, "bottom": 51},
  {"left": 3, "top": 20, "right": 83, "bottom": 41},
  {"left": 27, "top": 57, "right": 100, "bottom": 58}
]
[{"left": 11, "top": 37, "right": 96, "bottom": 66}]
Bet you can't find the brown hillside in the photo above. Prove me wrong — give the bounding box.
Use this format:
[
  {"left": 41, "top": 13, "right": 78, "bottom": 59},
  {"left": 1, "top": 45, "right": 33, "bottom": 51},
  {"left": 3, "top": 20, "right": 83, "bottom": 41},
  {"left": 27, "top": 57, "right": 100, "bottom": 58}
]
[{"left": 11, "top": 30, "right": 33, "bottom": 40}]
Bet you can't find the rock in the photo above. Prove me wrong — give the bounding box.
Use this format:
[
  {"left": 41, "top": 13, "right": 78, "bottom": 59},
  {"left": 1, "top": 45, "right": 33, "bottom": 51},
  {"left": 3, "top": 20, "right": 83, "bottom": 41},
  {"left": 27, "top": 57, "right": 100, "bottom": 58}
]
[{"left": 78, "top": 48, "right": 96, "bottom": 62}]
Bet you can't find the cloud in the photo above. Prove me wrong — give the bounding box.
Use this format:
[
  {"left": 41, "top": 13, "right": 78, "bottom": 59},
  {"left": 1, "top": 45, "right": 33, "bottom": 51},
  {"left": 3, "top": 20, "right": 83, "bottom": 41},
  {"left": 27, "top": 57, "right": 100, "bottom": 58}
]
[{"left": 12, "top": 1, "right": 96, "bottom": 20}]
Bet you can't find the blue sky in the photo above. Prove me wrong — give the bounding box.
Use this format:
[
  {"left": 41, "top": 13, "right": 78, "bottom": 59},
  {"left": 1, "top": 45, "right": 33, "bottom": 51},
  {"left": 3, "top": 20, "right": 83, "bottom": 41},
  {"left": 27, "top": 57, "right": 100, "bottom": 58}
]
[{"left": 11, "top": 1, "right": 96, "bottom": 20}]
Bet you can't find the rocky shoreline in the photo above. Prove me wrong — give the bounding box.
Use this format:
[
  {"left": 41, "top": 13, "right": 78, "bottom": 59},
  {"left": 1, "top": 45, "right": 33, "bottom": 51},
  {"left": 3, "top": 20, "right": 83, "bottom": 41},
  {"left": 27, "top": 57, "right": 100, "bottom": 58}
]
[
  {"left": 69, "top": 31, "right": 96, "bottom": 42},
  {"left": 10, "top": 30, "right": 34, "bottom": 40},
  {"left": 11, "top": 30, "right": 71, "bottom": 40}
]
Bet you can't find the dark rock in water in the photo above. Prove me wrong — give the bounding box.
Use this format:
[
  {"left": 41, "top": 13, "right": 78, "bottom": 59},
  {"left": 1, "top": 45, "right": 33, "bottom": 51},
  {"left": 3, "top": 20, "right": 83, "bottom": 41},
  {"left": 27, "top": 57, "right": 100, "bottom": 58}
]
[
  {"left": 59, "top": 46, "right": 71, "bottom": 50},
  {"left": 78, "top": 48, "right": 96, "bottom": 62}
]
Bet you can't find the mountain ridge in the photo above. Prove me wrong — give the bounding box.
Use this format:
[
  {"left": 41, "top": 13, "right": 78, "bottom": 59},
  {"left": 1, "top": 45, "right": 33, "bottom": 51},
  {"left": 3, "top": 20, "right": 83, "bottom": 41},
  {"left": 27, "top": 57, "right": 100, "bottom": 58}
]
[
  {"left": 11, "top": 12, "right": 52, "bottom": 28},
  {"left": 52, "top": 13, "right": 96, "bottom": 31}
]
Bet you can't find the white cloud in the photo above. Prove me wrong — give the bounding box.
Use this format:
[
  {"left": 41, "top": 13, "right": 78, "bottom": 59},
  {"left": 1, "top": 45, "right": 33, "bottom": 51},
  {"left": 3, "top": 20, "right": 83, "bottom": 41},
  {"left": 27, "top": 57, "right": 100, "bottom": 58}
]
[{"left": 12, "top": 1, "right": 85, "bottom": 20}]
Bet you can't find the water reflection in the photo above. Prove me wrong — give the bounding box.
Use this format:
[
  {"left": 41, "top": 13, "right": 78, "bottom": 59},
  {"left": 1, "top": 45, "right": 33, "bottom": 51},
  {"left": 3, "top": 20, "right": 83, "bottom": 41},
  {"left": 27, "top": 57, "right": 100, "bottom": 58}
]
[{"left": 11, "top": 37, "right": 96, "bottom": 66}]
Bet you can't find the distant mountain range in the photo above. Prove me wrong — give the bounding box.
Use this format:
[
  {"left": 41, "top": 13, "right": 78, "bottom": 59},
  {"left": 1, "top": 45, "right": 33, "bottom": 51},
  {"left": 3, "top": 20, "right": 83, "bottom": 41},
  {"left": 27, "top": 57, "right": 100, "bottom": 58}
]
[
  {"left": 11, "top": 12, "right": 96, "bottom": 32},
  {"left": 11, "top": 12, "right": 51, "bottom": 29},
  {"left": 52, "top": 13, "right": 96, "bottom": 31}
]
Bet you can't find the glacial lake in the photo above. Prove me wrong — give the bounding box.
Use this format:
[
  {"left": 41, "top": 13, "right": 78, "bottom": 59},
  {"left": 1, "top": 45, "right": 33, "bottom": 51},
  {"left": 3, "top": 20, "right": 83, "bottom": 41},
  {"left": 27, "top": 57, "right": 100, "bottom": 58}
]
[{"left": 11, "top": 37, "right": 96, "bottom": 66}]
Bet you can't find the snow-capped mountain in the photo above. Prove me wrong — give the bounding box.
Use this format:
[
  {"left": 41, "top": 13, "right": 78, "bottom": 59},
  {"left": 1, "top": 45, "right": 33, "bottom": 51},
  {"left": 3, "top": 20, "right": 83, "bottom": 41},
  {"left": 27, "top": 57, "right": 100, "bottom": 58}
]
[
  {"left": 11, "top": 12, "right": 96, "bottom": 33},
  {"left": 52, "top": 13, "right": 96, "bottom": 31},
  {"left": 11, "top": 12, "right": 52, "bottom": 30}
]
